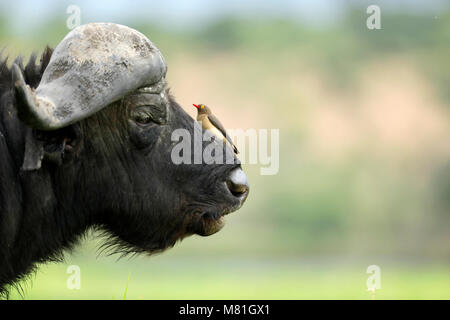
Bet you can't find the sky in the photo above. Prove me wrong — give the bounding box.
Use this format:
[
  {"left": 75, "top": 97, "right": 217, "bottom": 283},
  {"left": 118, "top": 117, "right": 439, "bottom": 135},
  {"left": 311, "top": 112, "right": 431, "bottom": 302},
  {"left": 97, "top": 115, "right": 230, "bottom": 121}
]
[{"left": 0, "top": 0, "right": 448, "bottom": 34}]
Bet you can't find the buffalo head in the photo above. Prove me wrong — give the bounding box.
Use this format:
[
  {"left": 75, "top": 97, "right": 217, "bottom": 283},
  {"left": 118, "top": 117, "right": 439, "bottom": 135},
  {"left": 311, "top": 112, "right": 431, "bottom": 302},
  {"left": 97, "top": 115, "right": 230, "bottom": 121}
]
[{"left": 11, "top": 23, "right": 249, "bottom": 256}]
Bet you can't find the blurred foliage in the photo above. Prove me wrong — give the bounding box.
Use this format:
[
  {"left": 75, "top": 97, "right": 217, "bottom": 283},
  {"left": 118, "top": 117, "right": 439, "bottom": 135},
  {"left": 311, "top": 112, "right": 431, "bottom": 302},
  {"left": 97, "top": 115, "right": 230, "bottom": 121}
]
[{"left": 0, "top": 4, "right": 448, "bottom": 258}]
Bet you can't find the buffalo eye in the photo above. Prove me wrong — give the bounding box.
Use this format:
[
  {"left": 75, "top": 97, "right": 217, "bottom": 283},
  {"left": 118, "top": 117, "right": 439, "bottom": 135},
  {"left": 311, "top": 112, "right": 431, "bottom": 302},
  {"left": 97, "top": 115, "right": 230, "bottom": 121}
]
[{"left": 132, "top": 106, "right": 156, "bottom": 126}]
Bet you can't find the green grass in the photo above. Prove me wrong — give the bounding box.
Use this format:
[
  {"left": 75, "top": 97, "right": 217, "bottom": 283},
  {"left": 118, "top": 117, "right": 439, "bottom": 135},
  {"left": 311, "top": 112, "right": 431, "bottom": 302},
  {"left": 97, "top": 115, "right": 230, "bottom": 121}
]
[{"left": 7, "top": 255, "right": 450, "bottom": 300}]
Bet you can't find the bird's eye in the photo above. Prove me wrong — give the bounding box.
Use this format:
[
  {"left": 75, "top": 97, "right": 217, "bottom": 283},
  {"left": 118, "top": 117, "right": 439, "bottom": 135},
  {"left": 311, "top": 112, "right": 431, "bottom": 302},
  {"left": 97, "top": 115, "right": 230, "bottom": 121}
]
[{"left": 132, "top": 108, "right": 153, "bottom": 125}]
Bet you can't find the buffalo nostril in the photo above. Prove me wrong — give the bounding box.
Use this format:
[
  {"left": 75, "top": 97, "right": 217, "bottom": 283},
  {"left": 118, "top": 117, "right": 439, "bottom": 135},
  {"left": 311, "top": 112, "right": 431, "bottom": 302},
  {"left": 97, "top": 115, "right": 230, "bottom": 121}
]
[{"left": 227, "top": 168, "right": 249, "bottom": 198}]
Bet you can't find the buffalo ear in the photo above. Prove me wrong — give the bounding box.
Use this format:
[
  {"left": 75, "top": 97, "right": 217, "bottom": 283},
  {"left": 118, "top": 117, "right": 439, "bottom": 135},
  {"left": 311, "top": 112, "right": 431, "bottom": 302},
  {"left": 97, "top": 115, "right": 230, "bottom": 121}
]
[
  {"left": 21, "top": 125, "right": 82, "bottom": 170},
  {"left": 21, "top": 128, "right": 44, "bottom": 171}
]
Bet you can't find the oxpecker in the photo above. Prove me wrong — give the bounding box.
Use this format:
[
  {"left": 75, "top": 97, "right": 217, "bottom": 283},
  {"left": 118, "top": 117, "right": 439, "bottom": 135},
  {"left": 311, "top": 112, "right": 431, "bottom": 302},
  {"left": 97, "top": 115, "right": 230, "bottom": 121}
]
[{"left": 193, "top": 104, "right": 239, "bottom": 154}]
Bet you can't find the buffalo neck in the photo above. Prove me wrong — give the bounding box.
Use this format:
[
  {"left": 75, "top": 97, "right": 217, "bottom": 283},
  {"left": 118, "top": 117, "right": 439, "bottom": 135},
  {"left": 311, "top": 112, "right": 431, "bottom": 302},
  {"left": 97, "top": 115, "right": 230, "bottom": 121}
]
[{"left": 0, "top": 123, "right": 91, "bottom": 294}]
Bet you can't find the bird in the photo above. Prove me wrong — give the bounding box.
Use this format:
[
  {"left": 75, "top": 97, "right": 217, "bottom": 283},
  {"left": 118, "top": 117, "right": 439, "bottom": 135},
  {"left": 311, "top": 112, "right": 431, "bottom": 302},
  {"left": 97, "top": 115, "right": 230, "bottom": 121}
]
[{"left": 193, "top": 104, "right": 239, "bottom": 154}]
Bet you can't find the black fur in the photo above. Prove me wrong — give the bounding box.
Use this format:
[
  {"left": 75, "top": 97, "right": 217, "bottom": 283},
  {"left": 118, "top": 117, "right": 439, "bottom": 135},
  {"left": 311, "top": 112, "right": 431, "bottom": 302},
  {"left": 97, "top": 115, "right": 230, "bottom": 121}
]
[{"left": 0, "top": 48, "right": 242, "bottom": 297}]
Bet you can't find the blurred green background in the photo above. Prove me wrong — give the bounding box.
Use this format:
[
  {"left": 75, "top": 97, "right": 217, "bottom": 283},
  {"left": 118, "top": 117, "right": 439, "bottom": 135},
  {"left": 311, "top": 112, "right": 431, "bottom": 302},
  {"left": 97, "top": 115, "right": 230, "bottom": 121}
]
[{"left": 1, "top": 0, "right": 449, "bottom": 299}]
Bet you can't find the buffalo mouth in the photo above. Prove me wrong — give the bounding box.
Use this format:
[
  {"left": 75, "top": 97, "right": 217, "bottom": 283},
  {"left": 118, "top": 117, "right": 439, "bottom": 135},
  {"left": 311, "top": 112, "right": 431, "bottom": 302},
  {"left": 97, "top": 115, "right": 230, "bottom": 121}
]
[
  {"left": 194, "top": 207, "right": 235, "bottom": 236},
  {"left": 190, "top": 168, "right": 250, "bottom": 237}
]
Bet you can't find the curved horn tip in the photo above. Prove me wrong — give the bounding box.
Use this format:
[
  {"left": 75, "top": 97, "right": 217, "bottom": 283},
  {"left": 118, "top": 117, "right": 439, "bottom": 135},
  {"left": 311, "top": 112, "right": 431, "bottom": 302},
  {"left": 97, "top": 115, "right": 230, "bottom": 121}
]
[
  {"left": 12, "top": 63, "right": 61, "bottom": 131},
  {"left": 12, "top": 63, "right": 25, "bottom": 90}
]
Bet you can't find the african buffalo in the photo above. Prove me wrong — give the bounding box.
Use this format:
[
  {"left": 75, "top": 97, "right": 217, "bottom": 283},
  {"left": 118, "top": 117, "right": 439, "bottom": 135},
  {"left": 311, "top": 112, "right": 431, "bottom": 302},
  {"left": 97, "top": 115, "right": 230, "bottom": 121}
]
[{"left": 0, "top": 23, "right": 249, "bottom": 295}]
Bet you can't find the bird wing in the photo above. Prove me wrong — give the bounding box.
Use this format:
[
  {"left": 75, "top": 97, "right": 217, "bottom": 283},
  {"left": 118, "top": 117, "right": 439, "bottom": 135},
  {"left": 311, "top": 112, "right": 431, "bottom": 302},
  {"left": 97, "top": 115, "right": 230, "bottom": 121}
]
[{"left": 208, "top": 114, "right": 239, "bottom": 154}]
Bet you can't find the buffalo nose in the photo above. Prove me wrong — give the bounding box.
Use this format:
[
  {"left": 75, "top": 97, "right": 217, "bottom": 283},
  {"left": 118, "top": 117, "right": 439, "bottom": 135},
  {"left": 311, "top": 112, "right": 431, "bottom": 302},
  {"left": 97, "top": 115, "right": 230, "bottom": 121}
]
[{"left": 227, "top": 168, "right": 250, "bottom": 199}]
